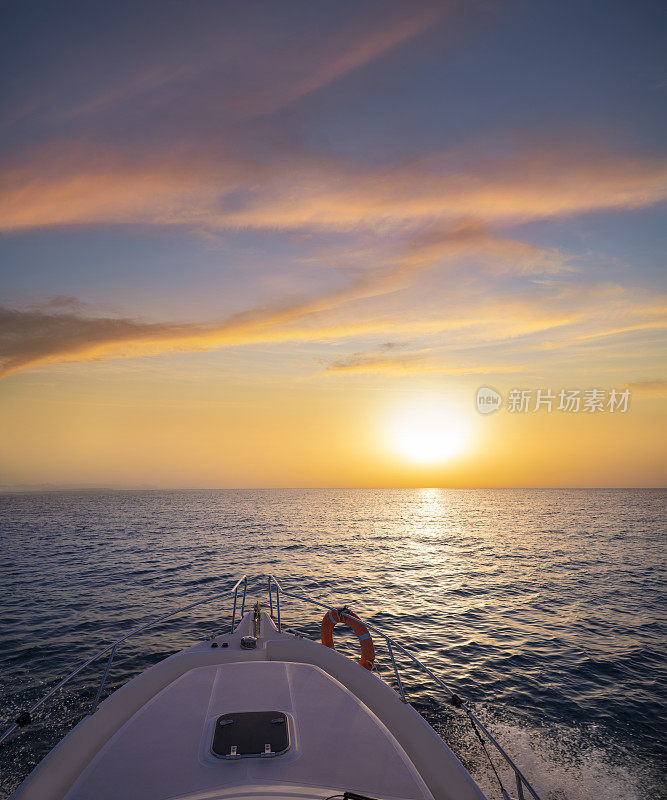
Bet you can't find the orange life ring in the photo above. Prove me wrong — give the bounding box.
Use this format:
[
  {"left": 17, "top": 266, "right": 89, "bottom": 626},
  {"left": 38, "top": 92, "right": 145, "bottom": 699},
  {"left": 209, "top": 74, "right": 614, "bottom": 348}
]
[{"left": 320, "top": 607, "right": 375, "bottom": 670}]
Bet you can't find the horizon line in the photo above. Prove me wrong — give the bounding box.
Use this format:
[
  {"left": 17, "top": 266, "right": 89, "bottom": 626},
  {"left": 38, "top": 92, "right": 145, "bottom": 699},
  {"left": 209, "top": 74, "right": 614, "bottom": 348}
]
[{"left": 1, "top": 485, "right": 664, "bottom": 492}]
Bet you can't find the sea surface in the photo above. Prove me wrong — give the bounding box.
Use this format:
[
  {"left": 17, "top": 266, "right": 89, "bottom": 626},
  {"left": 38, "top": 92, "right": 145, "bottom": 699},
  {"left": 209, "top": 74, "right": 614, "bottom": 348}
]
[{"left": 0, "top": 489, "right": 665, "bottom": 799}]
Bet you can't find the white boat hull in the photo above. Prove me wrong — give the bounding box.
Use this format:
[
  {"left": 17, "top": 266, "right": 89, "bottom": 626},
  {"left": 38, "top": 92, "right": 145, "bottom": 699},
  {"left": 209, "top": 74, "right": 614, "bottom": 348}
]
[{"left": 11, "top": 611, "right": 487, "bottom": 800}]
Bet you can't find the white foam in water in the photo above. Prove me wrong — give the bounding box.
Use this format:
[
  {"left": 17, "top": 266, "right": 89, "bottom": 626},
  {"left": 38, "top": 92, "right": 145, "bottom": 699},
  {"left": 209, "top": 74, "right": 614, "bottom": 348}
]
[{"left": 464, "top": 716, "right": 656, "bottom": 800}]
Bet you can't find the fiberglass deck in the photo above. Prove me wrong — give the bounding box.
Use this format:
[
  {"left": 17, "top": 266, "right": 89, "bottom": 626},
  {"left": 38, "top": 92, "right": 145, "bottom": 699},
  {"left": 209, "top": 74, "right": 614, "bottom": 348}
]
[{"left": 61, "top": 660, "right": 436, "bottom": 800}]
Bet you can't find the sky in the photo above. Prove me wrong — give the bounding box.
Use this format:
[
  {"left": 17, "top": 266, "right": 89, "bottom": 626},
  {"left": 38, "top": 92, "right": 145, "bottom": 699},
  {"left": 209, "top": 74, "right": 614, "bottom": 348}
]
[{"left": 0, "top": 0, "right": 665, "bottom": 488}]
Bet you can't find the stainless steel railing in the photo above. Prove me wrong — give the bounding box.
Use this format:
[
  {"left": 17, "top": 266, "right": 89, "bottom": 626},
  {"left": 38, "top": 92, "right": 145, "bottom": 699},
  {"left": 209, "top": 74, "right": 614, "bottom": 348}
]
[
  {"left": 266, "top": 575, "right": 542, "bottom": 800},
  {"left": 2, "top": 573, "right": 541, "bottom": 800},
  {"left": 0, "top": 575, "right": 249, "bottom": 746},
  {"left": 231, "top": 575, "right": 248, "bottom": 632}
]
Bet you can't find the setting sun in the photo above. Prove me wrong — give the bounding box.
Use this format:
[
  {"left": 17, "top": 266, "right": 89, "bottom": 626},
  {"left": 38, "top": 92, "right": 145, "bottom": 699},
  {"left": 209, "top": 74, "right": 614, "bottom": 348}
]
[{"left": 390, "top": 403, "right": 471, "bottom": 464}]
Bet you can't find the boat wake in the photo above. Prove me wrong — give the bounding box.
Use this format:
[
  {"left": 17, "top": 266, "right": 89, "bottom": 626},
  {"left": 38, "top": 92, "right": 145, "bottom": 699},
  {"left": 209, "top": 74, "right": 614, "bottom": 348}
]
[{"left": 462, "top": 712, "right": 660, "bottom": 800}]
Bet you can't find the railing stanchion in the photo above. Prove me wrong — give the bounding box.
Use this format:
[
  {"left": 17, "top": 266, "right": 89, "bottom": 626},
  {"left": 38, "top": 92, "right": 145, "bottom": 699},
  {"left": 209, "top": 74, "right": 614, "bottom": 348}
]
[
  {"left": 276, "top": 584, "right": 281, "bottom": 632},
  {"left": 387, "top": 640, "right": 406, "bottom": 702},
  {"left": 91, "top": 644, "right": 116, "bottom": 713},
  {"left": 230, "top": 575, "right": 248, "bottom": 632},
  {"left": 268, "top": 575, "right": 282, "bottom": 632},
  {"left": 516, "top": 771, "right": 525, "bottom": 800}
]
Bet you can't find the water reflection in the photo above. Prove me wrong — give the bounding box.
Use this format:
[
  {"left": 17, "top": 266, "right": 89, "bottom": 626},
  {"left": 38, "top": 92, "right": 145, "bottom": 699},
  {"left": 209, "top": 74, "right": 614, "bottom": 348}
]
[{"left": 0, "top": 488, "right": 664, "bottom": 799}]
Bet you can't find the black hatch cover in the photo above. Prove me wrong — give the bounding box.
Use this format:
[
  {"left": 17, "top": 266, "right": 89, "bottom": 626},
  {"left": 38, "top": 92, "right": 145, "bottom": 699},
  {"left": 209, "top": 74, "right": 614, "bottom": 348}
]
[{"left": 211, "top": 711, "right": 289, "bottom": 759}]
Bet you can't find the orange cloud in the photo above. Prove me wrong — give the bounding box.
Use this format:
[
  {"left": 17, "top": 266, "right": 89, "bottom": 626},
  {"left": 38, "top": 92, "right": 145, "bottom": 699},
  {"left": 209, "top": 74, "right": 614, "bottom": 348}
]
[
  {"left": 628, "top": 380, "right": 667, "bottom": 398},
  {"left": 0, "top": 215, "right": 571, "bottom": 376},
  {"left": 236, "top": 4, "right": 445, "bottom": 120},
  {"left": 325, "top": 352, "right": 524, "bottom": 375},
  {"left": 3, "top": 278, "right": 663, "bottom": 378},
  {"left": 1, "top": 148, "right": 665, "bottom": 234}
]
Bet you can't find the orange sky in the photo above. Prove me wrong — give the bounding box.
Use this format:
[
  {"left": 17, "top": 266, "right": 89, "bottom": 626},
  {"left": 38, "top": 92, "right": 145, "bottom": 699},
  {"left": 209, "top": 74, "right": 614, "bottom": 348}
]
[{"left": 0, "top": 1, "right": 665, "bottom": 487}]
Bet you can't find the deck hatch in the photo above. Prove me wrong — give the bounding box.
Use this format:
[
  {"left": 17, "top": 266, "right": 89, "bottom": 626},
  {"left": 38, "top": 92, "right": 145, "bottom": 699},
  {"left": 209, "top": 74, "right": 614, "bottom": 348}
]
[{"left": 211, "top": 711, "right": 289, "bottom": 759}]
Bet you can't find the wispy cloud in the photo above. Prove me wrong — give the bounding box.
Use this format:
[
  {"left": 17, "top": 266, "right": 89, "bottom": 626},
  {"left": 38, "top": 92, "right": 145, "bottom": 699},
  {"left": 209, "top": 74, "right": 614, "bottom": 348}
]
[
  {"left": 326, "top": 352, "right": 524, "bottom": 375},
  {"left": 0, "top": 216, "right": 572, "bottom": 376},
  {"left": 232, "top": 4, "right": 445, "bottom": 121},
  {"left": 3, "top": 277, "right": 664, "bottom": 378},
  {"left": 3, "top": 3, "right": 443, "bottom": 133},
  {"left": 2, "top": 148, "right": 665, "bottom": 234},
  {"left": 628, "top": 379, "right": 667, "bottom": 398},
  {"left": 2, "top": 1, "right": 665, "bottom": 384}
]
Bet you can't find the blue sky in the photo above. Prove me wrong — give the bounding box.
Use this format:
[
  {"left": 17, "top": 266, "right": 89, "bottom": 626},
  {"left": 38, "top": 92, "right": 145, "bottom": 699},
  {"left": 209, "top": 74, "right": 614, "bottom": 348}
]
[{"left": 0, "top": 0, "right": 665, "bottom": 486}]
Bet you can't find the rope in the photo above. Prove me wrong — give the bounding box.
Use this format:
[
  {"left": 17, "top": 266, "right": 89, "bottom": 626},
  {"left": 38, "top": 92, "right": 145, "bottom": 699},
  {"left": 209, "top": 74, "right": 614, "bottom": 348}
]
[{"left": 466, "top": 709, "right": 508, "bottom": 798}]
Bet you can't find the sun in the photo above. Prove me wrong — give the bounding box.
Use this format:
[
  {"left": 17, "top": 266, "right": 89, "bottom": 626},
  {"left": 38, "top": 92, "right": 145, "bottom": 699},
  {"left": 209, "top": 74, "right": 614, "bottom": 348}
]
[{"left": 390, "top": 402, "right": 470, "bottom": 464}]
